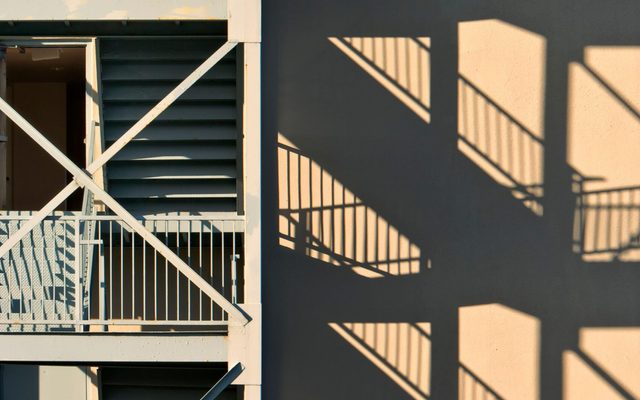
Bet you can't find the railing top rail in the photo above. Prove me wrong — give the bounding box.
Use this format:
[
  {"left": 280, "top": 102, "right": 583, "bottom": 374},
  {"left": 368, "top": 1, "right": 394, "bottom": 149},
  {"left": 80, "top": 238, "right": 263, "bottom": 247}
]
[{"left": 0, "top": 214, "right": 246, "bottom": 222}]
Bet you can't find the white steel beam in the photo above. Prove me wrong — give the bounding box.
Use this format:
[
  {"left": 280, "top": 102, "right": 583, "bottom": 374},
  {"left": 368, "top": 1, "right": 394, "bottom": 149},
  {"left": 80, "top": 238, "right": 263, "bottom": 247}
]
[
  {"left": 0, "top": 1, "right": 228, "bottom": 21},
  {"left": 200, "top": 363, "right": 244, "bottom": 400},
  {"left": 228, "top": 0, "right": 261, "bottom": 43},
  {"left": 234, "top": 42, "right": 262, "bottom": 400},
  {"left": 0, "top": 334, "right": 228, "bottom": 363}
]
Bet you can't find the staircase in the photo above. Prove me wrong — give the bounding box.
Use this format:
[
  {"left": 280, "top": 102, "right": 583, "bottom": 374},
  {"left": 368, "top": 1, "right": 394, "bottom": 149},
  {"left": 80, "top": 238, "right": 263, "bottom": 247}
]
[
  {"left": 100, "top": 37, "right": 240, "bottom": 215},
  {"left": 100, "top": 366, "right": 238, "bottom": 400}
]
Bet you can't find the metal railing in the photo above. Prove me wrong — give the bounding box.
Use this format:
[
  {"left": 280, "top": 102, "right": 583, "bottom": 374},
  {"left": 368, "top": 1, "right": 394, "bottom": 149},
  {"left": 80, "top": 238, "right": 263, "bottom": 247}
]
[{"left": 0, "top": 213, "right": 244, "bottom": 332}]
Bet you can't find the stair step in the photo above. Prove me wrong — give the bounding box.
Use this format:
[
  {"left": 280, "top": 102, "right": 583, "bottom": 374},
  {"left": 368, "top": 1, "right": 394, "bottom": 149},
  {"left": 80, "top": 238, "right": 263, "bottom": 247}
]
[
  {"left": 100, "top": 38, "right": 233, "bottom": 61},
  {"left": 101, "top": 60, "right": 236, "bottom": 82},
  {"left": 102, "top": 81, "right": 236, "bottom": 102},
  {"left": 104, "top": 120, "right": 236, "bottom": 142},
  {"left": 109, "top": 180, "right": 237, "bottom": 199},
  {"left": 116, "top": 198, "right": 237, "bottom": 214},
  {"left": 109, "top": 142, "right": 236, "bottom": 162},
  {"left": 103, "top": 102, "right": 236, "bottom": 122},
  {"left": 108, "top": 161, "right": 236, "bottom": 180}
]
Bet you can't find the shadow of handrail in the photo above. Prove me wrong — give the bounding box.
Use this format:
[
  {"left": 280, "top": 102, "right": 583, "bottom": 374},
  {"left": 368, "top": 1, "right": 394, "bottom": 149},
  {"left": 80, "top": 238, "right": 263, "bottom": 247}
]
[
  {"left": 329, "top": 322, "right": 431, "bottom": 399},
  {"left": 330, "top": 321, "right": 509, "bottom": 400},
  {"left": 330, "top": 36, "right": 431, "bottom": 123},
  {"left": 572, "top": 348, "right": 636, "bottom": 400},
  {"left": 278, "top": 134, "right": 426, "bottom": 278},
  {"left": 458, "top": 75, "right": 544, "bottom": 215},
  {"left": 459, "top": 363, "right": 505, "bottom": 400}
]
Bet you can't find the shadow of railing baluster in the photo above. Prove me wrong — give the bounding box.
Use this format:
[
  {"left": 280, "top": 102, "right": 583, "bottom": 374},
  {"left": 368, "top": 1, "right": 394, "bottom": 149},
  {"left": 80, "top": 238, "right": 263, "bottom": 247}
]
[
  {"left": 329, "top": 322, "right": 431, "bottom": 399},
  {"left": 458, "top": 363, "right": 505, "bottom": 400},
  {"left": 278, "top": 135, "right": 426, "bottom": 277},
  {"left": 330, "top": 37, "right": 431, "bottom": 123},
  {"left": 573, "top": 184, "right": 640, "bottom": 261},
  {"left": 458, "top": 75, "right": 545, "bottom": 215}
]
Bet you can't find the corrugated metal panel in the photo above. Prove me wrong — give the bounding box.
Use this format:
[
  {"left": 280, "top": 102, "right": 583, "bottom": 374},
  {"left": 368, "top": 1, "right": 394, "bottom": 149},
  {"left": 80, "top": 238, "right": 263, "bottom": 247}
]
[{"left": 100, "top": 38, "right": 239, "bottom": 213}]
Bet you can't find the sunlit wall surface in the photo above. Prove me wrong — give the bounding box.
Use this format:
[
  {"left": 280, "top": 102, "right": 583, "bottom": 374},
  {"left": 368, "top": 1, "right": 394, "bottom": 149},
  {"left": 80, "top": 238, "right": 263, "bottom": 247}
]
[
  {"left": 568, "top": 47, "right": 640, "bottom": 261},
  {"left": 459, "top": 304, "right": 540, "bottom": 400},
  {"left": 564, "top": 328, "right": 640, "bottom": 399},
  {"left": 458, "top": 20, "right": 547, "bottom": 215}
]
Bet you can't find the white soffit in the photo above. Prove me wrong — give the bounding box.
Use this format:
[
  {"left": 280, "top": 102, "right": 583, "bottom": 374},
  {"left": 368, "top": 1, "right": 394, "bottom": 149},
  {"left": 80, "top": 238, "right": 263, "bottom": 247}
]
[{"left": 0, "top": 0, "right": 228, "bottom": 20}]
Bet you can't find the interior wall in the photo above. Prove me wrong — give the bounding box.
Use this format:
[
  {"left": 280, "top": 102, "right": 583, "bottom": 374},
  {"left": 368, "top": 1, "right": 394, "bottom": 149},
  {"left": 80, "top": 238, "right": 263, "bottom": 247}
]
[
  {"left": 5, "top": 47, "right": 86, "bottom": 211},
  {"left": 9, "top": 82, "right": 67, "bottom": 210}
]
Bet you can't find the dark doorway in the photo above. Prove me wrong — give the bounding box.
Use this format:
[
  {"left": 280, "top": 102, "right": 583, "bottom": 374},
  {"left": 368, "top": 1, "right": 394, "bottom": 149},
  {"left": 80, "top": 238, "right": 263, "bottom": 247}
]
[{"left": 5, "top": 46, "right": 86, "bottom": 211}]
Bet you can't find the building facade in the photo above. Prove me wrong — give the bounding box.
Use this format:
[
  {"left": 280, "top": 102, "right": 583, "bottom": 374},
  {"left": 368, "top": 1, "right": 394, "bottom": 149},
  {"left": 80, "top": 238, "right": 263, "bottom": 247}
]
[{"left": 1, "top": 0, "right": 640, "bottom": 399}]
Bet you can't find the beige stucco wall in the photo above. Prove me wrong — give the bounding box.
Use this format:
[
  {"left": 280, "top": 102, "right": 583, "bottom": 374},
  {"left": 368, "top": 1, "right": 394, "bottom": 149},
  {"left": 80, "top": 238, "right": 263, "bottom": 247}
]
[{"left": 269, "top": 3, "right": 640, "bottom": 399}]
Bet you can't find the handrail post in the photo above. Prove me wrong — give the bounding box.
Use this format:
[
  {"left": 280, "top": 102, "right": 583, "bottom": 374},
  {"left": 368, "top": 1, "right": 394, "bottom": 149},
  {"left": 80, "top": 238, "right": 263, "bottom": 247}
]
[
  {"left": 98, "top": 237, "right": 106, "bottom": 332},
  {"left": 74, "top": 217, "right": 81, "bottom": 331},
  {"left": 231, "top": 254, "right": 239, "bottom": 304}
]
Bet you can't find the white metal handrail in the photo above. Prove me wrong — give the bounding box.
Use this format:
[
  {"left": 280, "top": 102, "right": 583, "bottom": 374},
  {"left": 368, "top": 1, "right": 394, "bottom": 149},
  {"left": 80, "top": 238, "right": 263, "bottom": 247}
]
[{"left": 0, "top": 214, "right": 244, "bottom": 332}]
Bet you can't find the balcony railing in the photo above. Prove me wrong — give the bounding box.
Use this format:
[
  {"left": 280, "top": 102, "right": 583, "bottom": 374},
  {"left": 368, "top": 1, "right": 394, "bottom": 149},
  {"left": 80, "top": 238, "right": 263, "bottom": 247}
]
[{"left": 0, "top": 213, "right": 244, "bottom": 332}]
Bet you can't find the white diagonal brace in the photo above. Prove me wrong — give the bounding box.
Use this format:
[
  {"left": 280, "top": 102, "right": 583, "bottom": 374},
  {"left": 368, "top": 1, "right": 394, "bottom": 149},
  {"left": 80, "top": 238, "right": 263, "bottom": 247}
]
[
  {"left": 0, "top": 41, "right": 237, "bottom": 257},
  {"left": 0, "top": 97, "right": 248, "bottom": 324}
]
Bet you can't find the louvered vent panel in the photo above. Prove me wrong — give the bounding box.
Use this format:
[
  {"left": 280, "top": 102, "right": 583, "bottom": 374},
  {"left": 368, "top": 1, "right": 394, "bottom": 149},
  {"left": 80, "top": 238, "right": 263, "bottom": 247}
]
[{"left": 100, "top": 38, "right": 239, "bottom": 214}]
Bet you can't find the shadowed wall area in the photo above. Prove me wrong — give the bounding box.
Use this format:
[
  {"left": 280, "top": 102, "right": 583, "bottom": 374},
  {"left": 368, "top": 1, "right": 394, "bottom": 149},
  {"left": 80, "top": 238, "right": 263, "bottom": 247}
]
[{"left": 262, "top": 0, "right": 640, "bottom": 399}]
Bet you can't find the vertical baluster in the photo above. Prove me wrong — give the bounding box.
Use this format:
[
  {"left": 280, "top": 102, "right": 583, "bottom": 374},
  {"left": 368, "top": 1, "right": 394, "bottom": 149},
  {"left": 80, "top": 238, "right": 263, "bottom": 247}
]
[
  {"left": 132, "top": 229, "right": 135, "bottom": 320},
  {"left": 221, "top": 220, "right": 225, "bottom": 321},
  {"left": 176, "top": 220, "right": 180, "bottom": 321},
  {"left": 187, "top": 220, "right": 191, "bottom": 321},
  {"left": 40, "top": 220, "right": 45, "bottom": 323},
  {"left": 164, "top": 220, "right": 168, "bottom": 321},
  {"left": 53, "top": 219, "right": 58, "bottom": 318},
  {"left": 143, "top": 230, "right": 146, "bottom": 322},
  {"left": 29, "top": 222, "right": 34, "bottom": 322},
  {"left": 85, "top": 219, "right": 91, "bottom": 322},
  {"left": 99, "top": 221, "right": 106, "bottom": 329},
  {"left": 210, "top": 219, "right": 214, "bottom": 320},
  {"left": 109, "top": 220, "right": 113, "bottom": 322},
  {"left": 153, "top": 220, "right": 157, "bottom": 321},
  {"left": 120, "top": 223, "right": 124, "bottom": 319},
  {"left": 232, "top": 221, "right": 237, "bottom": 304},
  {"left": 74, "top": 218, "right": 81, "bottom": 330},
  {"left": 199, "top": 221, "right": 203, "bottom": 321},
  {"left": 9, "top": 245, "right": 16, "bottom": 319}
]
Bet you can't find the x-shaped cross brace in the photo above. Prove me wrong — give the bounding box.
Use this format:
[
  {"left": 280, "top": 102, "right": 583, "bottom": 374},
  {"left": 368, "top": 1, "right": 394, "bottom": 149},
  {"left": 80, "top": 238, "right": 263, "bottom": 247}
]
[{"left": 0, "top": 41, "right": 248, "bottom": 324}]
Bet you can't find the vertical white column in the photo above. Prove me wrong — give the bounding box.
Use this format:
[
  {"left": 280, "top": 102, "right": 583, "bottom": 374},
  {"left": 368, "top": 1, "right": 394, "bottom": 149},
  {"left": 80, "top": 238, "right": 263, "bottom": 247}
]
[
  {"left": 242, "top": 41, "right": 262, "bottom": 400},
  {"left": 227, "top": 2, "right": 262, "bottom": 397}
]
